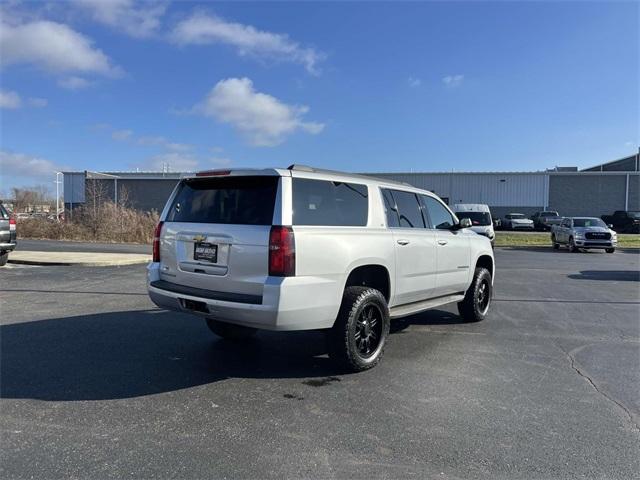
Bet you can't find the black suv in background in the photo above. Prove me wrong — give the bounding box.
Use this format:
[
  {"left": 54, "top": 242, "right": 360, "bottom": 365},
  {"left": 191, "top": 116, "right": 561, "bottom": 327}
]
[
  {"left": 0, "top": 204, "right": 17, "bottom": 266},
  {"left": 531, "top": 210, "right": 562, "bottom": 231}
]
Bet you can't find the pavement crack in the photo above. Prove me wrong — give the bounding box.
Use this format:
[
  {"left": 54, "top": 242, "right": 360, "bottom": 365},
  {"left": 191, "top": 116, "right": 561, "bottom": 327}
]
[{"left": 558, "top": 344, "right": 640, "bottom": 434}]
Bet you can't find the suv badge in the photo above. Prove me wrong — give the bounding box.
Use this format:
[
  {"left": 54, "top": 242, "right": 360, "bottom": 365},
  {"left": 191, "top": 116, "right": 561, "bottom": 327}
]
[{"left": 193, "top": 235, "right": 206, "bottom": 242}]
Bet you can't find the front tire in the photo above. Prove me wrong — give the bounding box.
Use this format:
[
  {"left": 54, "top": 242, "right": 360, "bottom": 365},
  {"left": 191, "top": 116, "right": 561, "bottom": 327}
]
[
  {"left": 0, "top": 252, "right": 8, "bottom": 266},
  {"left": 606, "top": 248, "right": 615, "bottom": 254},
  {"left": 569, "top": 237, "right": 579, "bottom": 252},
  {"left": 458, "top": 267, "right": 492, "bottom": 322},
  {"left": 206, "top": 318, "right": 257, "bottom": 340},
  {"left": 327, "top": 286, "right": 390, "bottom": 372}
]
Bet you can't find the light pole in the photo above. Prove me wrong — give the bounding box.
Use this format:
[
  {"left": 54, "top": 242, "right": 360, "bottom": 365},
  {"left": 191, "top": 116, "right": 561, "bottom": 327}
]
[{"left": 54, "top": 172, "right": 63, "bottom": 221}]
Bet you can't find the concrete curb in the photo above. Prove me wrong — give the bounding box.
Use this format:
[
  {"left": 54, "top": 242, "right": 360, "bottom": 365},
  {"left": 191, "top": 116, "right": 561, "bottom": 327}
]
[{"left": 8, "top": 251, "right": 151, "bottom": 267}]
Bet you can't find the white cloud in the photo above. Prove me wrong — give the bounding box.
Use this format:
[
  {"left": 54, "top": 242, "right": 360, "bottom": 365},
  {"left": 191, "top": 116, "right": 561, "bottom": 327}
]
[
  {"left": 195, "top": 77, "right": 324, "bottom": 147},
  {"left": 58, "top": 76, "right": 93, "bottom": 90},
  {"left": 0, "top": 20, "right": 121, "bottom": 77},
  {"left": 27, "top": 97, "right": 48, "bottom": 107},
  {"left": 71, "top": 0, "right": 167, "bottom": 38},
  {"left": 111, "top": 129, "right": 133, "bottom": 141},
  {"left": 408, "top": 77, "right": 421, "bottom": 88},
  {"left": 170, "top": 12, "right": 325, "bottom": 74},
  {"left": 137, "top": 135, "right": 192, "bottom": 152},
  {"left": 442, "top": 74, "right": 464, "bottom": 88},
  {"left": 0, "top": 90, "right": 21, "bottom": 109},
  {"left": 0, "top": 150, "right": 68, "bottom": 182}
]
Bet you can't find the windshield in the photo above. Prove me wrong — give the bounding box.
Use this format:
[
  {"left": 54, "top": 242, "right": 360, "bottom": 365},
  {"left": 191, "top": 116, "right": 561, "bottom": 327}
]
[
  {"left": 540, "top": 211, "right": 559, "bottom": 217},
  {"left": 509, "top": 214, "right": 525, "bottom": 219},
  {"left": 573, "top": 218, "right": 607, "bottom": 228},
  {"left": 457, "top": 211, "right": 492, "bottom": 226},
  {"left": 629, "top": 211, "right": 640, "bottom": 219}
]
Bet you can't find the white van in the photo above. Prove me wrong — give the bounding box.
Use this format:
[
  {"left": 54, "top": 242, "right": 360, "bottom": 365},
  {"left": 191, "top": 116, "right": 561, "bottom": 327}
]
[{"left": 453, "top": 204, "right": 495, "bottom": 247}]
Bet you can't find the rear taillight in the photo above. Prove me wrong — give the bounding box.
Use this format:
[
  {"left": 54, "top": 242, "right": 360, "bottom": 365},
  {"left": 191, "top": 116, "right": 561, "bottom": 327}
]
[
  {"left": 269, "top": 226, "right": 295, "bottom": 277},
  {"left": 9, "top": 216, "right": 16, "bottom": 231},
  {"left": 152, "top": 221, "right": 164, "bottom": 262}
]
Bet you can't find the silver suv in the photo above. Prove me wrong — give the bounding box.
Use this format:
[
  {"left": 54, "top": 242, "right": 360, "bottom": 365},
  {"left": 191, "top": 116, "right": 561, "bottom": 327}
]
[
  {"left": 0, "top": 204, "right": 16, "bottom": 266},
  {"left": 148, "top": 166, "right": 495, "bottom": 371}
]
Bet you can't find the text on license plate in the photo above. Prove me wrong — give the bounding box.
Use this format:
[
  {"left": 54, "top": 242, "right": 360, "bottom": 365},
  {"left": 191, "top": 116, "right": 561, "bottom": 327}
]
[{"left": 194, "top": 242, "right": 218, "bottom": 263}]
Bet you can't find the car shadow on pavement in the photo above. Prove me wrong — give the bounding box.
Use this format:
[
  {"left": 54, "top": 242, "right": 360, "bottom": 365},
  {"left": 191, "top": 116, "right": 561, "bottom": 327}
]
[
  {"left": 0, "top": 309, "right": 340, "bottom": 402},
  {"left": 390, "top": 309, "right": 466, "bottom": 334},
  {"left": 567, "top": 270, "right": 640, "bottom": 282},
  {"left": 1, "top": 307, "right": 466, "bottom": 402}
]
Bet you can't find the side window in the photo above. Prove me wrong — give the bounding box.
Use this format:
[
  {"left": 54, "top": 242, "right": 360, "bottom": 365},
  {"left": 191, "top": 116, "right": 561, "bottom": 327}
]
[
  {"left": 380, "top": 189, "right": 400, "bottom": 228},
  {"left": 292, "top": 178, "right": 368, "bottom": 226},
  {"left": 391, "top": 190, "right": 425, "bottom": 228},
  {"left": 562, "top": 218, "right": 571, "bottom": 227},
  {"left": 422, "top": 195, "right": 455, "bottom": 229}
]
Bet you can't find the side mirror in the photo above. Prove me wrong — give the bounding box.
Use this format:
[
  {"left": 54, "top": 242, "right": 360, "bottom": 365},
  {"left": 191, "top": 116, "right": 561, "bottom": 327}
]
[
  {"left": 459, "top": 217, "right": 472, "bottom": 229},
  {"left": 608, "top": 224, "right": 613, "bottom": 229}
]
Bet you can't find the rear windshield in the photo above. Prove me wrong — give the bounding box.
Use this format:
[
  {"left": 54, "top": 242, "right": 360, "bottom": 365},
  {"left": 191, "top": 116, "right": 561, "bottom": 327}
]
[
  {"left": 0, "top": 205, "right": 8, "bottom": 219},
  {"left": 540, "top": 211, "right": 559, "bottom": 217},
  {"left": 508, "top": 214, "right": 525, "bottom": 219},
  {"left": 456, "top": 211, "right": 491, "bottom": 226},
  {"left": 166, "top": 176, "right": 279, "bottom": 225},
  {"left": 292, "top": 178, "right": 368, "bottom": 226}
]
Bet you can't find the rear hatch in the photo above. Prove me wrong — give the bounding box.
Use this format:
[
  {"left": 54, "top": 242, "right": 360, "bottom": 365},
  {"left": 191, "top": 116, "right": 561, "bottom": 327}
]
[{"left": 158, "top": 174, "right": 280, "bottom": 300}]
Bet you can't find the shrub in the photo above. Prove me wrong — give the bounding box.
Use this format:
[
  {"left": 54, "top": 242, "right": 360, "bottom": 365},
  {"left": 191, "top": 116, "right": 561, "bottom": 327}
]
[{"left": 17, "top": 203, "right": 159, "bottom": 244}]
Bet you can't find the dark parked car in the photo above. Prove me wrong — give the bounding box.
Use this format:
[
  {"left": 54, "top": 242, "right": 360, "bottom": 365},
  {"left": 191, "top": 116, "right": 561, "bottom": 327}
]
[
  {"left": 531, "top": 210, "right": 562, "bottom": 231},
  {"left": 601, "top": 210, "right": 640, "bottom": 233},
  {"left": 0, "top": 204, "right": 17, "bottom": 266}
]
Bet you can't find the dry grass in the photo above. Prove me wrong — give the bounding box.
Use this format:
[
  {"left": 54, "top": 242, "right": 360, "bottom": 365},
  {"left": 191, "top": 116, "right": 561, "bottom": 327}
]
[{"left": 18, "top": 202, "right": 159, "bottom": 244}]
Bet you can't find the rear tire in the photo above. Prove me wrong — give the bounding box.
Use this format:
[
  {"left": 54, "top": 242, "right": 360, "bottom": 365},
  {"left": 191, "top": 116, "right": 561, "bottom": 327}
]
[
  {"left": 0, "top": 252, "right": 8, "bottom": 266},
  {"left": 206, "top": 318, "right": 257, "bottom": 340},
  {"left": 458, "top": 267, "right": 492, "bottom": 322},
  {"left": 327, "top": 286, "right": 390, "bottom": 372},
  {"left": 606, "top": 248, "right": 615, "bottom": 254}
]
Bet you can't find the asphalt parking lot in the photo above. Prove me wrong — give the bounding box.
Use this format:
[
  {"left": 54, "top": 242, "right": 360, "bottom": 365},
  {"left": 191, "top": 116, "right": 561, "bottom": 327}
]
[{"left": 1, "top": 247, "right": 639, "bottom": 479}]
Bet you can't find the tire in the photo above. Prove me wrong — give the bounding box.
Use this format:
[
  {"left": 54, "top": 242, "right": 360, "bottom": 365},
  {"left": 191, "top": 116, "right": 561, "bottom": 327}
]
[
  {"left": 327, "top": 286, "right": 390, "bottom": 372},
  {"left": 551, "top": 234, "right": 559, "bottom": 250},
  {"left": 0, "top": 252, "right": 8, "bottom": 266},
  {"left": 457, "top": 267, "right": 492, "bottom": 322},
  {"left": 568, "top": 237, "right": 579, "bottom": 253},
  {"left": 606, "top": 248, "right": 615, "bottom": 254},
  {"left": 205, "top": 318, "right": 257, "bottom": 340}
]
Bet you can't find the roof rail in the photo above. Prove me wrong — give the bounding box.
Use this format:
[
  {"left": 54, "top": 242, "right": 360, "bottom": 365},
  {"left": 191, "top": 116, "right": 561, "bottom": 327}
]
[
  {"left": 287, "top": 164, "right": 414, "bottom": 187},
  {"left": 287, "top": 164, "right": 315, "bottom": 172}
]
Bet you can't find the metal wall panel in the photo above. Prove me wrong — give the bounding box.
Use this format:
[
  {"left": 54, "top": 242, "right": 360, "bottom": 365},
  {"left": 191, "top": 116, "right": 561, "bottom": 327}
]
[
  {"left": 62, "top": 172, "right": 86, "bottom": 203},
  {"left": 369, "top": 173, "right": 547, "bottom": 206}
]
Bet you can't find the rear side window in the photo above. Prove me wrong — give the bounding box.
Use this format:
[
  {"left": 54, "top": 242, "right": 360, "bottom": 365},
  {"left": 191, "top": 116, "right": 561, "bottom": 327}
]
[
  {"left": 292, "top": 178, "right": 368, "bottom": 226},
  {"left": 388, "top": 190, "right": 425, "bottom": 228},
  {"left": 166, "top": 176, "right": 279, "bottom": 225}
]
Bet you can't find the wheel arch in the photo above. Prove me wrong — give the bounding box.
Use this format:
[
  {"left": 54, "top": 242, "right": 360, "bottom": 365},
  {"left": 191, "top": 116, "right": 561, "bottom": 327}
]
[
  {"left": 343, "top": 263, "right": 391, "bottom": 303},
  {"left": 474, "top": 254, "right": 494, "bottom": 283}
]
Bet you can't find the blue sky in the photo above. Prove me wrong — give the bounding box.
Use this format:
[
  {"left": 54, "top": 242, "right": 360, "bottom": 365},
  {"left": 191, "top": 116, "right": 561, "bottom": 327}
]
[{"left": 1, "top": 0, "right": 638, "bottom": 193}]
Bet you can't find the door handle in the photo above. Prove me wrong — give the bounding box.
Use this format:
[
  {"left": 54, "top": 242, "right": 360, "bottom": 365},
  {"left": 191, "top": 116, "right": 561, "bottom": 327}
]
[
  {"left": 397, "top": 239, "right": 410, "bottom": 246},
  {"left": 438, "top": 240, "right": 448, "bottom": 246}
]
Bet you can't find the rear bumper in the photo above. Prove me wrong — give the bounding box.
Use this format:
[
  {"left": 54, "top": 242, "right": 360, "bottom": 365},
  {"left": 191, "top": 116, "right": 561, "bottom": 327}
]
[
  {"left": 147, "top": 262, "right": 341, "bottom": 331},
  {"left": 0, "top": 242, "right": 16, "bottom": 252}
]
